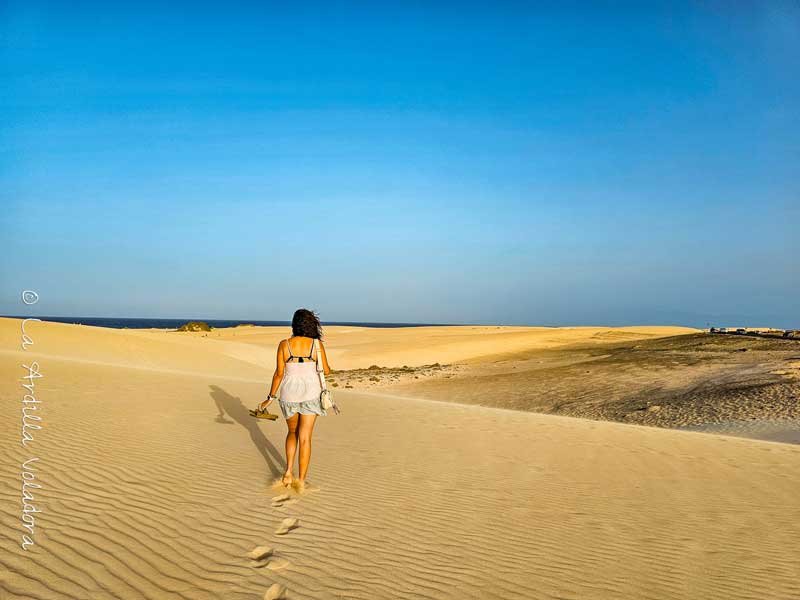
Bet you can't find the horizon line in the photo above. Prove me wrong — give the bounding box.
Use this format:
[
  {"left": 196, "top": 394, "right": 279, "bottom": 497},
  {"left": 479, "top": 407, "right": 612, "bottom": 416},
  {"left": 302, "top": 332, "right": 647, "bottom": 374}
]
[{"left": 0, "top": 314, "right": 713, "bottom": 329}]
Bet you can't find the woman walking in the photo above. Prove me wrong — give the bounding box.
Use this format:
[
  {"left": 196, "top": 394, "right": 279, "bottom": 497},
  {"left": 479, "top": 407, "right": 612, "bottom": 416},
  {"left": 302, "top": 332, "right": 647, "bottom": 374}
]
[{"left": 259, "top": 308, "right": 331, "bottom": 493}]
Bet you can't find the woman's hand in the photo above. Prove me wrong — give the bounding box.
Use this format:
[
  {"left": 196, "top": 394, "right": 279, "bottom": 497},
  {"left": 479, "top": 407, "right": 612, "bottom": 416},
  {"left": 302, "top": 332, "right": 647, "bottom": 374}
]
[{"left": 259, "top": 395, "right": 275, "bottom": 411}]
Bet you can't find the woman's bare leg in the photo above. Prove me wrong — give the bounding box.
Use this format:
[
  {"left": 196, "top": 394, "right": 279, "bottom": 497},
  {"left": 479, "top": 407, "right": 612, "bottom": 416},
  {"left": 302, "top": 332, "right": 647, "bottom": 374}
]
[
  {"left": 283, "top": 414, "right": 299, "bottom": 486},
  {"left": 296, "top": 414, "right": 318, "bottom": 485}
]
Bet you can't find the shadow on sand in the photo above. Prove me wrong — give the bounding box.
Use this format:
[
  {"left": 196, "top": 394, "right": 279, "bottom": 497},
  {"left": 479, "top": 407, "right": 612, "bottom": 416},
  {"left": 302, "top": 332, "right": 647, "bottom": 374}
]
[{"left": 209, "top": 384, "right": 284, "bottom": 478}]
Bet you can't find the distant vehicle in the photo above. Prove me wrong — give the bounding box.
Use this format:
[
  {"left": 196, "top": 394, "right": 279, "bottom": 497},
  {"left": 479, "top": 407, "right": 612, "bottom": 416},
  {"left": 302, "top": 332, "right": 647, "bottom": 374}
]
[
  {"left": 784, "top": 330, "right": 799, "bottom": 339},
  {"left": 709, "top": 327, "right": 718, "bottom": 333},
  {"left": 718, "top": 327, "right": 728, "bottom": 333},
  {"left": 736, "top": 328, "right": 746, "bottom": 334}
]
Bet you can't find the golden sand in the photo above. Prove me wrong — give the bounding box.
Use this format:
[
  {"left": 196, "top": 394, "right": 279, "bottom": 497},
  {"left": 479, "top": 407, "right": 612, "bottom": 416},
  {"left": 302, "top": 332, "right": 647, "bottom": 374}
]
[{"left": 1, "top": 318, "right": 798, "bottom": 599}]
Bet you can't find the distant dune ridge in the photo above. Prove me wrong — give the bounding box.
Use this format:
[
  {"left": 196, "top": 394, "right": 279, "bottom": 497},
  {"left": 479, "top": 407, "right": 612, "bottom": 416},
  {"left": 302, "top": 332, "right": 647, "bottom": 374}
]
[{"left": 1, "top": 317, "right": 799, "bottom": 599}]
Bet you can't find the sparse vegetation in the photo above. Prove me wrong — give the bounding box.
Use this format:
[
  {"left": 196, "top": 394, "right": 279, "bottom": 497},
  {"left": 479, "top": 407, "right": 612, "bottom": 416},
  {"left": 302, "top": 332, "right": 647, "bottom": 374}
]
[
  {"left": 326, "top": 361, "right": 457, "bottom": 390},
  {"left": 176, "top": 321, "right": 213, "bottom": 332}
]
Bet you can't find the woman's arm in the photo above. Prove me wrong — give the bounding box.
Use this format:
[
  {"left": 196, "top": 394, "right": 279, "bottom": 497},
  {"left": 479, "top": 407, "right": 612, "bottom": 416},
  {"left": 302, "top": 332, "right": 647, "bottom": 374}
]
[
  {"left": 319, "top": 340, "right": 332, "bottom": 376},
  {"left": 260, "top": 341, "right": 286, "bottom": 409},
  {"left": 269, "top": 341, "right": 287, "bottom": 395}
]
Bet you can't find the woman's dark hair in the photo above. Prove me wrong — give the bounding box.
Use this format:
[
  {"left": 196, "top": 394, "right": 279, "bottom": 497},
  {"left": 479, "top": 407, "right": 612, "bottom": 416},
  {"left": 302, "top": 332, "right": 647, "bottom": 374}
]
[{"left": 291, "top": 308, "right": 323, "bottom": 339}]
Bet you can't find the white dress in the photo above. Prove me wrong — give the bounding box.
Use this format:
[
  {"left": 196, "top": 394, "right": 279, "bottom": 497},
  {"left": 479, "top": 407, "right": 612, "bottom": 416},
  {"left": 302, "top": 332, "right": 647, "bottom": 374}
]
[{"left": 278, "top": 337, "right": 327, "bottom": 418}]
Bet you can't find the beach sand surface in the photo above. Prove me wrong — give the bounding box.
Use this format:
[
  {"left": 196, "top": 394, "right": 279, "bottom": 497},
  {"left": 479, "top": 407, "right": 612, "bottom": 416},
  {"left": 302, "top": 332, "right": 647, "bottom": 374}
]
[{"left": 1, "top": 318, "right": 798, "bottom": 599}]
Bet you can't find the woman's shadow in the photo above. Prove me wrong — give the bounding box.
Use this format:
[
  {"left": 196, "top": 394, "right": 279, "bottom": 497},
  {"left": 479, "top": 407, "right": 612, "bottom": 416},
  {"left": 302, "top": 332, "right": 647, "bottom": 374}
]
[{"left": 209, "top": 384, "right": 283, "bottom": 478}]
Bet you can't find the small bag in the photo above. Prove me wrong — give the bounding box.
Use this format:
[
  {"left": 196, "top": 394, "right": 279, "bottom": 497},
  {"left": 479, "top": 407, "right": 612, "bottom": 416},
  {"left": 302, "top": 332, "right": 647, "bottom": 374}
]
[{"left": 314, "top": 338, "right": 340, "bottom": 414}]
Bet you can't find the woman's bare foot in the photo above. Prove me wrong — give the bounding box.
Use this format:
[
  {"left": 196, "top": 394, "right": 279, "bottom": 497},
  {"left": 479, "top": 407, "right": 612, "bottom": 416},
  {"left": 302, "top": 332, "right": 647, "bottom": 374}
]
[
  {"left": 281, "top": 472, "right": 293, "bottom": 487},
  {"left": 291, "top": 478, "right": 306, "bottom": 494}
]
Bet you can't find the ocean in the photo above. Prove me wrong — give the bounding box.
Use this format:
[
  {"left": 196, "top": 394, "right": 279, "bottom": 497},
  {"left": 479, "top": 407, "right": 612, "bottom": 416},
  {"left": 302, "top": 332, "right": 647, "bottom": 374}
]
[{"left": 1, "top": 316, "right": 450, "bottom": 330}]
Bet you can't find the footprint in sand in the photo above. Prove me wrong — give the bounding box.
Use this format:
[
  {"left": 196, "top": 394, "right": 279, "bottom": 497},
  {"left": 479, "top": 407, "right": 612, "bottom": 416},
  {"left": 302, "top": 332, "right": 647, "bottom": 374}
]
[
  {"left": 251, "top": 556, "right": 291, "bottom": 571},
  {"left": 247, "top": 546, "right": 274, "bottom": 561},
  {"left": 271, "top": 493, "right": 299, "bottom": 508},
  {"left": 264, "top": 583, "right": 288, "bottom": 599},
  {"left": 248, "top": 546, "right": 291, "bottom": 571},
  {"left": 275, "top": 517, "right": 299, "bottom": 535},
  {"left": 272, "top": 494, "right": 298, "bottom": 508}
]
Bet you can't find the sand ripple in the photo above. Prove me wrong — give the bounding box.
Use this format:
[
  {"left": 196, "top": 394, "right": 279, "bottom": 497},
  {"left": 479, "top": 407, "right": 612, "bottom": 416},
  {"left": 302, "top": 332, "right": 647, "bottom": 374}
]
[{"left": 1, "top": 320, "right": 798, "bottom": 599}]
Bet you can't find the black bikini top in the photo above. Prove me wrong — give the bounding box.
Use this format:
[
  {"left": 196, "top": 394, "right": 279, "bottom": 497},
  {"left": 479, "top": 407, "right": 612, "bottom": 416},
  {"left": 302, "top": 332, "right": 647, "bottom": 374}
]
[{"left": 285, "top": 337, "right": 316, "bottom": 363}]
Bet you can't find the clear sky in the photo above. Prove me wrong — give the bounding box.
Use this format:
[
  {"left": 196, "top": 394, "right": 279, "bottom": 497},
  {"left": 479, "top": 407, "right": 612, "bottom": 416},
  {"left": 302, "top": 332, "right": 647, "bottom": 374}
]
[{"left": 2, "top": 1, "right": 798, "bottom": 326}]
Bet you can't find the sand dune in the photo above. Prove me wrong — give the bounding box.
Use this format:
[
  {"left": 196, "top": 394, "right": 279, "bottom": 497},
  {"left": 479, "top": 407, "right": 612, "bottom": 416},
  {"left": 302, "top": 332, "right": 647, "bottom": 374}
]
[
  {"left": 2, "top": 318, "right": 798, "bottom": 599},
  {"left": 0, "top": 318, "right": 696, "bottom": 374},
  {"left": 0, "top": 318, "right": 268, "bottom": 381},
  {"left": 202, "top": 323, "right": 699, "bottom": 370}
]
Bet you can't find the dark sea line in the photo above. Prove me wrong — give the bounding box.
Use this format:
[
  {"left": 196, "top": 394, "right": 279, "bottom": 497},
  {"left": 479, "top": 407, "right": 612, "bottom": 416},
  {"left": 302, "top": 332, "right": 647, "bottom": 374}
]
[{"left": 1, "top": 315, "right": 455, "bottom": 330}]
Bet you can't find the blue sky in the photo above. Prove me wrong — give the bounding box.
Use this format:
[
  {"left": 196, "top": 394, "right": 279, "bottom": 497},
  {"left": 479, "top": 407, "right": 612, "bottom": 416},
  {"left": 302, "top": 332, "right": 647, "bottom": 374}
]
[{"left": 2, "top": 1, "right": 798, "bottom": 326}]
